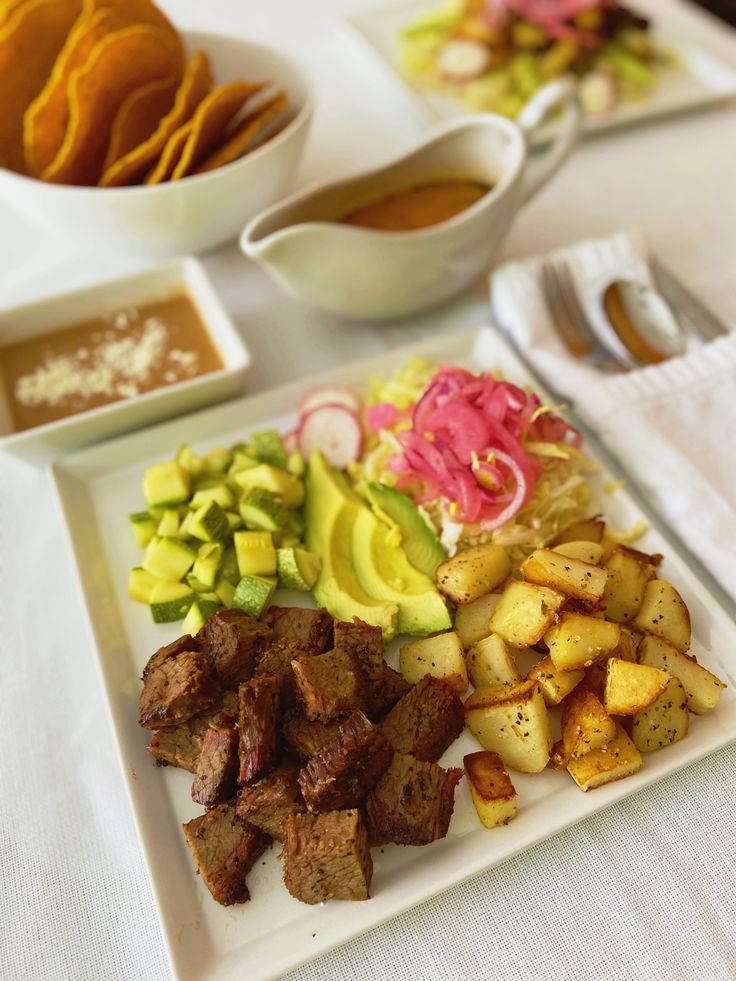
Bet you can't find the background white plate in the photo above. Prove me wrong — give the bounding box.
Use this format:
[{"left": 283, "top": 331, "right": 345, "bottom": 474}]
[
  {"left": 51, "top": 326, "right": 736, "bottom": 981},
  {"left": 346, "top": 0, "right": 736, "bottom": 137}
]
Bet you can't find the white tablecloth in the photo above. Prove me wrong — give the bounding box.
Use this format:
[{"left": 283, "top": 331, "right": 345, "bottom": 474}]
[{"left": 1, "top": 2, "right": 735, "bottom": 979}]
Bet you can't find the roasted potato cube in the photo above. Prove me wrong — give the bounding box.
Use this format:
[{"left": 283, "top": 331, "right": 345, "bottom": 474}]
[
  {"left": 601, "top": 546, "right": 658, "bottom": 623},
  {"left": 455, "top": 592, "right": 502, "bottom": 649},
  {"left": 464, "top": 679, "right": 551, "bottom": 773},
  {"left": 467, "top": 633, "right": 521, "bottom": 688},
  {"left": 553, "top": 541, "right": 604, "bottom": 564},
  {"left": 585, "top": 627, "right": 636, "bottom": 696},
  {"left": 560, "top": 686, "right": 617, "bottom": 762},
  {"left": 603, "top": 657, "right": 669, "bottom": 716},
  {"left": 631, "top": 676, "right": 689, "bottom": 753},
  {"left": 566, "top": 723, "right": 642, "bottom": 792},
  {"left": 436, "top": 543, "right": 511, "bottom": 605},
  {"left": 545, "top": 612, "right": 621, "bottom": 672},
  {"left": 553, "top": 516, "right": 605, "bottom": 545},
  {"left": 527, "top": 655, "right": 584, "bottom": 707},
  {"left": 489, "top": 580, "right": 566, "bottom": 647},
  {"left": 464, "top": 750, "right": 517, "bottom": 828},
  {"left": 400, "top": 631, "right": 468, "bottom": 693},
  {"left": 638, "top": 635, "right": 726, "bottom": 715},
  {"left": 633, "top": 580, "right": 691, "bottom": 653},
  {"left": 521, "top": 548, "right": 608, "bottom": 602}
]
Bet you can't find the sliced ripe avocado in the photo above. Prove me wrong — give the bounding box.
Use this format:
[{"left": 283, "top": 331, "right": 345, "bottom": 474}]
[
  {"left": 232, "top": 464, "right": 304, "bottom": 507},
  {"left": 149, "top": 580, "right": 196, "bottom": 623},
  {"left": 142, "top": 537, "right": 197, "bottom": 581},
  {"left": 239, "top": 488, "right": 289, "bottom": 532},
  {"left": 351, "top": 507, "right": 451, "bottom": 636},
  {"left": 128, "top": 567, "right": 159, "bottom": 604},
  {"left": 233, "top": 575, "right": 276, "bottom": 618},
  {"left": 129, "top": 511, "right": 157, "bottom": 548},
  {"left": 234, "top": 530, "right": 277, "bottom": 577},
  {"left": 366, "top": 482, "right": 446, "bottom": 577},
  {"left": 305, "top": 451, "right": 398, "bottom": 640},
  {"left": 182, "top": 599, "right": 222, "bottom": 636},
  {"left": 143, "top": 461, "right": 191, "bottom": 508},
  {"left": 251, "top": 429, "right": 288, "bottom": 468}
]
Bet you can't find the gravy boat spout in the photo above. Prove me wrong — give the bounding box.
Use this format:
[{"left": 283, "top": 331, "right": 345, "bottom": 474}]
[{"left": 241, "top": 81, "right": 581, "bottom": 322}]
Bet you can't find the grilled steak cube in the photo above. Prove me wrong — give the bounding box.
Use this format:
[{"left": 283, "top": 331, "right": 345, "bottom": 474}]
[
  {"left": 292, "top": 648, "right": 367, "bottom": 722},
  {"left": 381, "top": 676, "right": 464, "bottom": 762},
  {"left": 298, "top": 711, "right": 393, "bottom": 812},
  {"left": 280, "top": 710, "right": 346, "bottom": 762},
  {"left": 139, "top": 649, "right": 219, "bottom": 730},
  {"left": 182, "top": 802, "right": 269, "bottom": 906},
  {"left": 148, "top": 691, "right": 238, "bottom": 771},
  {"left": 263, "top": 606, "right": 333, "bottom": 654},
  {"left": 371, "top": 664, "right": 413, "bottom": 717},
  {"left": 142, "top": 634, "right": 199, "bottom": 681},
  {"left": 192, "top": 719, "right": 239, "bottom": 806},
  {"left": 236, "top": 765, "right": 306, "bottom": 841},
  {"left": 282, "top": 809, "right": 372, "bottom": 904},
  {"left": 333, "top": 617, "right": 384, "bottom": 691},
  {"left": 256, "top": 639, "right": 307, "bottom": 710},
  {"left": 239, "top": 675, "right": 282, "bottom": 784},
  {"left": 198, "top": 609, "right": 272, "bottom": 689},
  {"left": 365, "top": 752, "right": 463, "bottom": 846}
]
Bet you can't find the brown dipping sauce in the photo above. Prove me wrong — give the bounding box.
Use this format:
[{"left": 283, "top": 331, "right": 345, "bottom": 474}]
[
  {"left": 341, "top": 179, "right": 491, "bottom": 232},
  {"left": 0, "top": 294, "right": 223, "bottom": 433}
]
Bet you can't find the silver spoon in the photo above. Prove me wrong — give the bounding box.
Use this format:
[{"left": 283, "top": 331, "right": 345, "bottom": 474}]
[{"left": 602, "top": 279, "right": 687, "bottom": 366}]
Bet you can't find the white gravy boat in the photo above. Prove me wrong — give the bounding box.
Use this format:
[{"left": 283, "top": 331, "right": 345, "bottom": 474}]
[{"left": 241, "top": 81, "right": 581, "bottom": 321}]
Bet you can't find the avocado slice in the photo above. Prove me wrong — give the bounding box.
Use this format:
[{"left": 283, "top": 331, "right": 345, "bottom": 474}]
[
  {"left": 305, "top": 451, "right": 398, "bottom": 641},
  {"left": 351, "top": 507, "right": 451, "bottom": 636},
  {"left": 366, "top": 483, "right": 446, "bottom": 577}
]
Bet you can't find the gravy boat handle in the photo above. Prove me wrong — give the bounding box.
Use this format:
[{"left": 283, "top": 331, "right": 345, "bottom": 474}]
[{"left": 516, "top": 80, "right": 582, "bottom": 203}]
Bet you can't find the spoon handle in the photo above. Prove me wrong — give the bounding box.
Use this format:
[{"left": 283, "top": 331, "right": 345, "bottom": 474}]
[{"left": 650, "top": 259, "right": 728, "bottom": 343}]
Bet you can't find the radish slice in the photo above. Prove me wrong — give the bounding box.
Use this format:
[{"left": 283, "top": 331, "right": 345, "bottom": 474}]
[
  {"left": 578, "top": 71, "right": 618, "bottom": 116},
  {"left": 282, "top": 429, "right": 299, "bottom": 454},
  {"left": 299, "top": 404, "right": 363, "bottom": 469},
  {"left": 300, "top": 386, "right": 362, "bottom": 417},
  {"left": 437, "top": 39, "right": 492, "bottom": 84}
]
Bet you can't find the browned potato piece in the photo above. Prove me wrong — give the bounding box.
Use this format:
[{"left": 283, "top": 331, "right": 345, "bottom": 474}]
[
  {"left": 400, "top": 631, "right": 468, "bottom": 693},
  {"left": 527, "top": 655, "right": 584, "bottom": 707},
  {"left": 545, "top": 612, "right": 621, "bottom": 672},
  {"left": 566, "top": 724, "right": 642, "bottom": 792},
  {"left": 464, "top": 750, "right": 517, "bottom": 828},
  {"left": 521, "top": 548, "right": 608, "bottom": 603},
  {"left": 489, "top": 580, "right": 566, "bottom": 647},
  {"left": 586, "top": 627, "right": 636, "bottom": 696},
  {"left": 601, "top": 546, "right": 658, "bottom": 623},
  {"left": 633, "top": 580, "right": 691, "bottom": 653},
  {"left": 632, "top": 676, "right": 689, "bottom": 753},
  {"left": 467, "top": 633, "right": 521, "bottom": 688},
  {"left": 603, "top": 658, "right": 669, "bottom": 716},
  {"left": 464, "top": 679, "right": 551, "bottom": 773},
  {"left": 553, "top": 516, "right": 605, "bottom": 545},
  {"left": 638, "top": 635, "right": 726, "bottom": 715},
  {"left": 560, "top": 686, "right": 617, "bottom": 762},
  {"left": 435, "top": 543, "right": 511, "bottom": 605},
  {"left": 553, "top": 541, "right": 604, "bottom": 564},
  {"left": 455, "top": 592, "right": 501, "bottom": 649}
]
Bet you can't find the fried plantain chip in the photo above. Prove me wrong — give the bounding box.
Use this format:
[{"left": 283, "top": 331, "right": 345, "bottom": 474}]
[
  {"left": 102, "top": 73, "right": 178, "bottom": 173},
  {"left": 194, "top": 91, "right": 289, "bottom": 174},
  {"left": 143, "top": 117, "right": 192, "bottom": 185}
]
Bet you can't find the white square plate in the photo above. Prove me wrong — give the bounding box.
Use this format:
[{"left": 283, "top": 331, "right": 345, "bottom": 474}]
[
  {"left": 346, "top": 0, "right": 736, "bottom": 137},
  {"left": 51, "top": 326, "right": 736, "bottom": 981}
]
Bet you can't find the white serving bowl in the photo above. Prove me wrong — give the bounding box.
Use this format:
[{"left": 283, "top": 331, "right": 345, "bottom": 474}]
[
  {"left": 0, "top": 258, "right": 251, "bottom": 460},
  {"left": 0, "top": 33, "right": 313, "bottom": 258}
]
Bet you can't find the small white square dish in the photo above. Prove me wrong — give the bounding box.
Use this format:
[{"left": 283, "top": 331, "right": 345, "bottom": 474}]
[{"left": 0, "top": 257, "right": 251, "bottom": 461}]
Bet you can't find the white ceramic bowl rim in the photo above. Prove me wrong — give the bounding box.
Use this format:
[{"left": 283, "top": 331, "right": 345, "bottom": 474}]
[
  {"left": 242, "top": 112, "right": 526, "bottom": 246},
  {"left": 0, "top": 33, "right": 314, "bottom": 196}
]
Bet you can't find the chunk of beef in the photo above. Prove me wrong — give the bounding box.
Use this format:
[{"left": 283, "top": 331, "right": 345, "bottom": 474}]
[
  {"left": 142, "top": 634, "right": 199, "bottom": 681},
  {"left": 262, "top": 606, "right": 332, "bottom": 654},
  {"left": 236, "top": 765, "right": 306, "bottom": 841},
  {"left": 182, "top": 802, "right": 269, "bottom": 906},
  {"left": 291, "top": 648, "right": 366, "bottom": 722},
  {"left": 238, "top": 675, "right": 282, "bottom": 784},
  {"left": 370, "top": 664, "right": 413, "bottom": 717},
  {"left": 333, "top": 617, "right": 384, "bottom": 691},
  {"left": 282, "top": 809, "right": 372, "bottom": 904},
  {"left": 298, "top": 711, "right": 393, "bottom": 812},
  {"left": 381, "top": 675, "right": 464, "bottom": 761},
  {"left": 198, "top": 609, "right": 272, "bottom": 689},
  {"left": 192, "top": 718, "right": 239, "bottom": 807},
  {"left": 139, "top": 649, "right": 219, "bottom": 730},
  {"left": 364, "top": 752, "right": 463, "bottom": 846},
  {"left": 148, "top": 691, "right": 238, "bottom": 772},
  {"left": 280, "top": 710, "right": 346, "bottom": 762},
  {"left": 255, "top": 639, "right": 306, "bottom": 710}
]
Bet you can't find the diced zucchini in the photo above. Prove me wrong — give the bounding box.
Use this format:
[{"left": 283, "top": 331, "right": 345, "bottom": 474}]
[
  {"left": 182, "top": 599, "right": 222, "bottom": 637},
  {"left": 142, "top": 536, "right": 196, "bottom": 581},
  {"left": 128, "top": 566, "right": 159, "bottom": 604},
  {"left": 277, "top": 547, "right": 321, "bottom": 590},
  {"left": 221, "top": 547, "right": 241, "bottom": 585},
  {"left": 274, "top": 531, "right": 301, "bottom": 548},
  {"left": 225, "top": 511, "right": 243, "bottom": 531},
  {"left": 176, "top": 443, "right": 204, "bottom": 477},
  {"left": 233, "top": 575, "right": 276, "bottom": 618},
  {"left": 156, "top": 508, "right": 180, "bottom": 538},
  {"left": 232, "top": 463, "right": 304, "bottom": 507},
  {"left": 143, "top": 461, "right": 191, "bottom": 508},
  {"left": 234, "top": 530, "right": 278, "bottom": 577},
  {"left": 239, "top": 488, "right": 289, "bottom": 531},
  {"left": 129, "top": 511, "right": 157, "bottom": 548},
  {"left": 228, "top": 450, "right": 260, "bottom": 478},
  {"left": 186, "top": 572, "right": 212, "bottom": 593},
  {"left": 189, "top": 500, "right": 229, "bottom": 542},
  {"left": 192, "top": 542, "right": 223, "bottom": 588},
  {"left": 179, "top": 510, "right": 197, "bottom": 538},
  {"left": 214, "top": 577, "right": 236, "bottom": 607},
  {"left": 202, "top": 447, "right": 232, "bottom": 475},
  {"left": 251, "top": 429, "right": 288, "bottom": 468},
  {"left": 149, "top": 581, "right": 196, "bottom": 623},
  {"left": 190, "top": 484, "right": 235, "bottom": 510},
  {"left": 286, "top": 451, "right": 306, "bottom": 478}
]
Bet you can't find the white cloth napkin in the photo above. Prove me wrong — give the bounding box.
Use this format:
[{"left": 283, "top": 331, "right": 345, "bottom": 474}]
[{"left": 490, "top": 231, "right": 736, "bottom": 602}]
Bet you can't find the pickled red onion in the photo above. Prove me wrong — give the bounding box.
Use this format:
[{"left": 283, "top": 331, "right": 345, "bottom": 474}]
[{"left": 484, "top": 0, "right": 614, "bottom": 46}]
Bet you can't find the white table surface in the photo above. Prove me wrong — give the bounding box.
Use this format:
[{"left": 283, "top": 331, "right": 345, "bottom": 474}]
[{"left": 1, "top": 1, "right": 735, "bottom": 979}]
